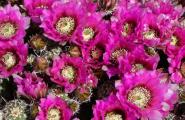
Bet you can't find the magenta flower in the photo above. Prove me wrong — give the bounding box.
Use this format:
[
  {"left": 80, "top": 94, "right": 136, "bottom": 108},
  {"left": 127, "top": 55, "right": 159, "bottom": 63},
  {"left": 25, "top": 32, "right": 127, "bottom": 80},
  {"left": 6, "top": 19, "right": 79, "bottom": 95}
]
[
  {"left": 111, "top": 6, "right": 142, "bottom": 41},
  {"left": 24, "top": 0, "right": 59, "bottom": 23},
  {"left": 93, "top": 94, "right": 136, "bottom": 120},
  {"left": 136, "top": 12, "right": 168, "bottom": 47},
  {"left": 40, "top": 1, "right": 85, "bottom": 42},
  {"left": 103, "top": 35, "right": 136, "bottom": 77},
  {"left": 48, "top": 55, "right": 88, "bottom": 93},
  {"left": 118, "top": 45, "right": 159, "bottom": 74},
  {"left": 0, "top": 41, "right": 28, "bottom": 78},
  {"left": 116, "top": 70, "right": 178, "bottom": 119},
  {"left": 36, "top": 95, "right": 73, "bottom": 120},
  {"left": 72, "top": 13, "right": 108, "bottom": 47},
  {"left": 145, "top": 0, "right": 183, "bottom": 20},
  {"left": 13, "top": 72, "right": 47, "bottom": 99},
  {"left": 0, "top": 4, "right": 30, "bottom": 42},
  {"left": 169, "top": 46, "right": 185, "bottom": 83},
  {"left": 166, "top": 27, "right": 185, "bottom": 57},
  {"left": 82, "top": 33, "right": 108, "bottom": 69}
]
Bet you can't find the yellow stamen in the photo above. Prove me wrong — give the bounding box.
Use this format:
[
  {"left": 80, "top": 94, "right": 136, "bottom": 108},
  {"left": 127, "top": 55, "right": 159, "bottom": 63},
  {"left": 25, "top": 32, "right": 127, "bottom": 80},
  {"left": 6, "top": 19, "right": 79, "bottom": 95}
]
[
  {"left": 1, "top": 52, "right": 17, "bottom": 69},
  {"left": 127, "top": 86, "right": 151, "bottom": 109},
  {"left": 105, "top": 112, "right": 123, "bottom": 120},
  {"left": 0, "top": 22, "right": 16, "bottom": 38},
  {"left": 122, "top": 22, "right": 135, "bottom": 36},
  {"left": 61, "top": 66, "right": 76, "bottom": 82},
  {"left": 47, "top": 108, "right": 61, "bottom": 120},
  {"left": 170, "top": 35, "right": 178, "bottom": 46},
  {"left": 145, "top": 47, "right": 156, "bottom": 56},
  {"left": 111, "top": 48, "right": 126, "bottom": 61},
  {"left": 131, "top": 63, "right": 144, "bottom": 72},
  {"left": 56, "top": 17, "right": 75, "bottom": 35},
  {"left": 143, "top": 29, "right": 156, "bottom": 40},
  {"left": 82, "top": 27, "right": 95, "bottom": 41}
]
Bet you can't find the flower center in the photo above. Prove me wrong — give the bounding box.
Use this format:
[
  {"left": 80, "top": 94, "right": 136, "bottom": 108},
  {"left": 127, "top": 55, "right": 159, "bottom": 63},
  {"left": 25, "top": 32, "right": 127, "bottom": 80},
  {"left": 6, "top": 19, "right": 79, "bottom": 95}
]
[
  {"left": 180, "top": 61, "right": 185, "bottom": 78},
  {"left": 105, "top": 111, "right": 124, "bottom": 120},
  {"left": 143, "top": 28, "right": 158, "bottom": 40},
  {"left": 122, "top": 22, "right": 135, "bottom": 36},
  {"left": 4, "top": 100, "right": 27, "bottom": 120},
  {"left": 111, "top": 48, "right": 126, "bottom": 62},
  {"left": 56, "top": 17, "right": 75, "bottom": 35},
  {"left": 131, "top": 63, "right": 144, "bottom": 72},
  {"left": 10, "top": 107, "right": 23, "bottom": 118},
  {"left": 1, "top": 52, "right": 17, "bottom": 69},
  {"left": 82, "top": 27, "right": 95, "bottom": 41},
  {"left": 170, "top": 35, "right": 178, "bottom": 46},
  {"left": 91, "top": 47, "right": 103, "bottom": 61},
  {"left": 0, "top": 22, "right": 16, "bottom": 38},
  {"left": 145, "top": 47, "right": 156, "bottom": 56},
  {"left": 47, "top": 108, "right": 61, "bottom": 120},
  {"left": 127, "top": 86, "right": 151, "bottom": 109},
  {"left": 61, "top": 66, "right": 76, "bottom": 82}
]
